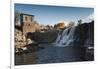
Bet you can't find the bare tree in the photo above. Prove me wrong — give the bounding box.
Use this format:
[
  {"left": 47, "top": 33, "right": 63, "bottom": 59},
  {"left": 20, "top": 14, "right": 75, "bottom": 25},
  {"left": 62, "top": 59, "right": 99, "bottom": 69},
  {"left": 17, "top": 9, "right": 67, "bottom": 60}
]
[
  {"left": 15, "top": 10, "right": 20, "bottom": 24},
  {"left": 68, "top": 21, "right": 75, "bottom": 27},
  {"left": 78, "top": 19, "right": 82, "bottom": 25}
]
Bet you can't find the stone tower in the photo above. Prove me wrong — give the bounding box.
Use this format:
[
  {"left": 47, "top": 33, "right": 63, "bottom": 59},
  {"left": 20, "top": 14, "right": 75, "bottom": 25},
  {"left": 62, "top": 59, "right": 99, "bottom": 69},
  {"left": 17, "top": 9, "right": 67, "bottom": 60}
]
[{"left": 20, "top": 13, "right": 36, "bottom": 35}]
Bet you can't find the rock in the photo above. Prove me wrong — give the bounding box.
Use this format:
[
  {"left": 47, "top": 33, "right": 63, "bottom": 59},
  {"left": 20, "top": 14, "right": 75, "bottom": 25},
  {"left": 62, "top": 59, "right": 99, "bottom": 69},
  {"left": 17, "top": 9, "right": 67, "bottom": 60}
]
[
  {"left": 26, "top": 31, "right": 58, "bottom": 43},
  {"left": 73, "top": 20, "right": 94, "bottom": 47}
]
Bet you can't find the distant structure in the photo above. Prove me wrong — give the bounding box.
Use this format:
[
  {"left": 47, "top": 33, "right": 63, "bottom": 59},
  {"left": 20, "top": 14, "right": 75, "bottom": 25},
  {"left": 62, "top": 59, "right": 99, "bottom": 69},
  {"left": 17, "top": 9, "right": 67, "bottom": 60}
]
[{"left": 54, "top": 21, "right": 65, "bottom": 29}]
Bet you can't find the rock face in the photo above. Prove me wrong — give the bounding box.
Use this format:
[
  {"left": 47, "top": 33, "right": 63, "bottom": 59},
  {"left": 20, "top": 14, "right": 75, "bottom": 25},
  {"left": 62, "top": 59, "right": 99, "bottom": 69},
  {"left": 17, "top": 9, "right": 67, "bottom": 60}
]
[
  {"left": 26, "top": 30, "right": 58, "bottom": 43},
  {"left": 73, "top": 21, "right": 94, "bottom": 47},
  {"left": 15, "top": 29, "right": 26, "bottom": 48}
]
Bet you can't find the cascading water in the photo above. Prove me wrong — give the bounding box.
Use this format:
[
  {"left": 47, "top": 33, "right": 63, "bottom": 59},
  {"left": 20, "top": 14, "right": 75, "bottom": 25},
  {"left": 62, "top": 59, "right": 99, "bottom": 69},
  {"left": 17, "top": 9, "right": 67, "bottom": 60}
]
[{"left": 55, "top": 26, "right": 76, "bottom": 47}]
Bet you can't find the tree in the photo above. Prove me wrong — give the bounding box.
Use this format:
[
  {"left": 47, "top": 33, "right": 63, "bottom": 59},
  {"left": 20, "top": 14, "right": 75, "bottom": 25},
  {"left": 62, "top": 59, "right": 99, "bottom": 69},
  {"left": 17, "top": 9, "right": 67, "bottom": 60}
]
[
  {"left": 68, "top": 21, "right": 75, "bottom": 27},
  {"left": 15, "top": 11, "right": 20, "bottom": 24},
  {"left": 78, "top": 19, "right": 82, "bottom": 25},
  {"left": 54, "top": 24, "right": 57, "bottom": 28}
]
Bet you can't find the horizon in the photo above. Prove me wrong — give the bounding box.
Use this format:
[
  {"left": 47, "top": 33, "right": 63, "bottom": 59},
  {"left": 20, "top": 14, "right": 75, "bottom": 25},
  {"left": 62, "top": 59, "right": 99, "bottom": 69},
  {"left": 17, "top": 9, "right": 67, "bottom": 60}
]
[{"left": 15, "top": 3, "right": 94, "bottom": 26}]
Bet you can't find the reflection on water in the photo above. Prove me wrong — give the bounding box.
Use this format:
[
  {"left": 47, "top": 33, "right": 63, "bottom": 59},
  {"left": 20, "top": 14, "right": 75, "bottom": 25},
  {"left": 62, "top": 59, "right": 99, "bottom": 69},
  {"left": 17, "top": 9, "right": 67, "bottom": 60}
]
[
  {"left": 15, "top": 45, "right": 88, "bottom": 65},
  {"left": 15, "top": 52, "right": 38, "bottom": 65}
]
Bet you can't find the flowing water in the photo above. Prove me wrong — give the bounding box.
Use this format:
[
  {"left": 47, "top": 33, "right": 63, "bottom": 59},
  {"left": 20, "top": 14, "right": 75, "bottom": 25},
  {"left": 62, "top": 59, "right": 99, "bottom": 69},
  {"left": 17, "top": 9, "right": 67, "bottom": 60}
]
[{"left": 55, "top": 26, "right": 76, "bottom": 47}]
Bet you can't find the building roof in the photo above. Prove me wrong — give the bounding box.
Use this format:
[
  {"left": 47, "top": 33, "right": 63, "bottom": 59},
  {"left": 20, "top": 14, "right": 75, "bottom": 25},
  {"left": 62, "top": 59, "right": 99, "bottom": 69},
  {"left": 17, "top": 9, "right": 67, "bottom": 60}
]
[{"left": 20, "top": 13, "right": 34, "bottom": 16}]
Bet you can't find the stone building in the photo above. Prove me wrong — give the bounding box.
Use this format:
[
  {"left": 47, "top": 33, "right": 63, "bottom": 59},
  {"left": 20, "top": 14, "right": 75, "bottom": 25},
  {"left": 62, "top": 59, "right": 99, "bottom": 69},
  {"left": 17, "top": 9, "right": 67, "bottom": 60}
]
[
  {"left": 15, "top": 13, "right": 40, "bottom": 49},
  {"left": 20, "top": 14, "right": 40, "bottom": 35},
  {"left": 15, "top": 13, "right": 40, "bottom": 35}
]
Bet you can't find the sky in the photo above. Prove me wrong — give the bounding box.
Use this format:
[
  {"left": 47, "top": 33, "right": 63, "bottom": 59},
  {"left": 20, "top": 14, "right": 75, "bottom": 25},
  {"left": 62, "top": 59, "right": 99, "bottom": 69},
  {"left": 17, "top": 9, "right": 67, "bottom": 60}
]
[{"left": 15, "top": 3, "right": 94, "bottom": 26}]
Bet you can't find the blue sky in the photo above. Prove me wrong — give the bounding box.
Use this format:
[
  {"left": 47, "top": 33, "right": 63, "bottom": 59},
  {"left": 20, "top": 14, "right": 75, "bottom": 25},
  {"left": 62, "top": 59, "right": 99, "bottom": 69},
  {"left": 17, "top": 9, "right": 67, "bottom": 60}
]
[{"left": 15, "top": 3, "right": 94, "bottom": 25}]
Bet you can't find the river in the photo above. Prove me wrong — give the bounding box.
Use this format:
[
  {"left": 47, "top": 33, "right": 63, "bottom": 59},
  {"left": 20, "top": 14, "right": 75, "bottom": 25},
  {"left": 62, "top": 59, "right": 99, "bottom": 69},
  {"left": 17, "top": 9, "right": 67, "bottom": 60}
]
[{"left": 15, "top": 44, "right": 87, "bottom": 65}]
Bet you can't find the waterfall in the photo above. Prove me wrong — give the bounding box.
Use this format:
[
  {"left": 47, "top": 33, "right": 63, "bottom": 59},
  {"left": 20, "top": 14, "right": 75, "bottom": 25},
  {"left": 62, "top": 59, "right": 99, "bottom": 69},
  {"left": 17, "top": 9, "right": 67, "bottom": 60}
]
[
  {"left": 55, "top": 26, "right": 76, "bottom": 47},
  {"left": 54, "top": 21, "right": 94, "bottom": 47}
]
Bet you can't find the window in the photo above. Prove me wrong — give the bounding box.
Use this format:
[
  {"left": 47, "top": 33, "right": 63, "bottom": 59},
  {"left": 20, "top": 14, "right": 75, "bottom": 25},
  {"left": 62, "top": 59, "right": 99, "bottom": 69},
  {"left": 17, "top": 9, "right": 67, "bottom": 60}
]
[
  {"left": 30, "top": 17, "right": 33, "bottom": 22},
  {"left": 25, "top": 16, "right": 28, "bottom": 21},
  {"left": 28, "top": 24, "right": 30, "bottom": 26}
]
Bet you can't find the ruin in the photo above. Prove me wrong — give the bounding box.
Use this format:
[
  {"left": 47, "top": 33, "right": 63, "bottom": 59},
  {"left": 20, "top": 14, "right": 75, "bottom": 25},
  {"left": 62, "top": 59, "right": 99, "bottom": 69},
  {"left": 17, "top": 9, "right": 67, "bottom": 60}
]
[
  {"left": 16, "top": 13, "right": 40, "bottom": 35},
  {"left": 15, "top": 13, "right": 40, "bottom": 48}
]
